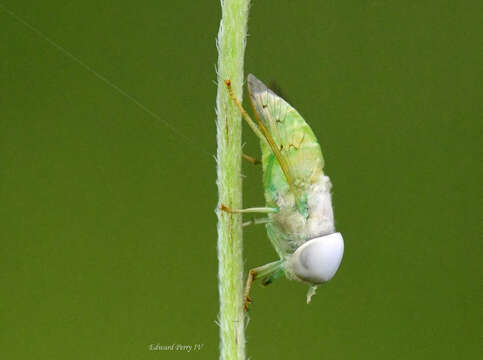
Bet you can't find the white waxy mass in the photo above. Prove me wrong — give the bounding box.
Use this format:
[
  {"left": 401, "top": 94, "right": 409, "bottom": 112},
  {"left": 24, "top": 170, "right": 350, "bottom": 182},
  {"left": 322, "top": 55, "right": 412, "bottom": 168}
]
[{"left": 288, "top": 232, "right": 344, "bottom": 284}]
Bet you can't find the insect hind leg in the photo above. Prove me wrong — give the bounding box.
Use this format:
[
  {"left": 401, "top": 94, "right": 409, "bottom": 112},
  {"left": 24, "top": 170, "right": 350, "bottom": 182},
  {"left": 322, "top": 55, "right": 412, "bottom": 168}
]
[{"left": 224, "top": 80, "right": 266, "bottom": 142}]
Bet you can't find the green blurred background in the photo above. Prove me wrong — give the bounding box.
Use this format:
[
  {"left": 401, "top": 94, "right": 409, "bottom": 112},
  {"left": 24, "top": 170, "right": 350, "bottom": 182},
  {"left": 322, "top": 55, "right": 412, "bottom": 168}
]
[{"left": 1, "top": 1, "right": 481, "bottom": 359}]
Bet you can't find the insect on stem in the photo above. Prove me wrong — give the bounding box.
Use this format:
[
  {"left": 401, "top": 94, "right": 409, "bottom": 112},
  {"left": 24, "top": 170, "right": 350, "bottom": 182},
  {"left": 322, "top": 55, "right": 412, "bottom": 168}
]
[{"left": 221, "top": 74, "right": 345, "bottom": 316}]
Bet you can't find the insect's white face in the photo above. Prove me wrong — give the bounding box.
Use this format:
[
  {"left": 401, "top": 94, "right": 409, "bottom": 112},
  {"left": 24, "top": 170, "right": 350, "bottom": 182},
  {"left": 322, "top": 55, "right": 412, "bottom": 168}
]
[{"left": 289, "top": 232, "right": 344, "bottom": 284}]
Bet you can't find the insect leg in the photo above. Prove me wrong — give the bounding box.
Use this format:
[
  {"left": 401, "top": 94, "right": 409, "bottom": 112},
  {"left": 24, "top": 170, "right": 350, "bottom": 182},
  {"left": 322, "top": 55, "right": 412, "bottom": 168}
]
[
  {"left": 244, "top": 260, "right": 283, "bottom": 311},
  {"left": 220, "top": 204, "right": 277, "bottom": 214},
  {"left": 242, "top": 153, "right": 261, "bottom": 165},
  {"left": 224, "top": 80, "right": 266, "bottom": 143},
  {"left": 261, "top": 267, "right": 284, "bottom": 286},
  {"left": 242, "top": 217, "right": 271, "bottom": 227}
]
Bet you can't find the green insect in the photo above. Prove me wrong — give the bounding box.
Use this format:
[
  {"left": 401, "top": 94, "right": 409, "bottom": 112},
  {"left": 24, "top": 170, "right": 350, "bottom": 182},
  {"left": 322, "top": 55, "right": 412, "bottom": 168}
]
[{"left": 223, "top": 74, "right": 344, "bottom": 311}]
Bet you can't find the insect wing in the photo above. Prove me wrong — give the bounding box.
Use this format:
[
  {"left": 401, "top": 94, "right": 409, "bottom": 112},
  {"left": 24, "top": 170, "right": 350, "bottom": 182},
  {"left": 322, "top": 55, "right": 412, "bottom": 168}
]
[
  {"left": 247, "top": 74, "right": 286, "bottom": 146},
  {"left": 247, "top": 74, "right": 324, "bottom": 184}
]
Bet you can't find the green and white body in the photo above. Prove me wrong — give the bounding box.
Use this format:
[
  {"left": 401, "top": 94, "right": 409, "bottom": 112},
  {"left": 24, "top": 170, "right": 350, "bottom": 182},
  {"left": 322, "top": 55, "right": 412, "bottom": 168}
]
[{"left": 225, "top": 74, "right": 344, "bottom": 308}]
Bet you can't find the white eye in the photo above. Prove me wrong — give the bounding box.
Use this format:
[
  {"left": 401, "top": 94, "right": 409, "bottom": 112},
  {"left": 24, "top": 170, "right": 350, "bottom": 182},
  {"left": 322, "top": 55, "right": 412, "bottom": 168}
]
[{"left": 290, "top": 232, "right": 344, "bottom": 284}]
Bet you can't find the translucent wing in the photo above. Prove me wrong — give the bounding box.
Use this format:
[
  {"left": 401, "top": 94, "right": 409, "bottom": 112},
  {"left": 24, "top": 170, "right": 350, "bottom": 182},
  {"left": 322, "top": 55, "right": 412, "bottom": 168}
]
[
  {"left": 247, "top": 74, "right": 324, "bottom": 187},
  {"left": 247, "top": 74, "right": 287, "bottom": 148}
]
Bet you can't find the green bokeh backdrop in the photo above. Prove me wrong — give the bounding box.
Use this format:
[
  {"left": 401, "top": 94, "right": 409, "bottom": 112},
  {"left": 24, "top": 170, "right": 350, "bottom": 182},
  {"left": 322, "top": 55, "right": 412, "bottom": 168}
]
[{"left": 1, "top": 1, "right": 481, "bottom": 359}]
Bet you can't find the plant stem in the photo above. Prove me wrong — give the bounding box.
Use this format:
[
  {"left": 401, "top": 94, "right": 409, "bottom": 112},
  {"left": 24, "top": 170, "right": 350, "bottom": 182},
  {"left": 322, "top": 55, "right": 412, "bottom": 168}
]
[{"left": 215, "top": 0, "right": 251, "bottom": 359}]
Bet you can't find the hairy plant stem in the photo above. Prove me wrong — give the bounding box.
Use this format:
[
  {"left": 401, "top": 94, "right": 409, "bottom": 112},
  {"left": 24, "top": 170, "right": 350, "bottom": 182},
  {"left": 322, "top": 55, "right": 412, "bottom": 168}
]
[{"left": 215, "top": 0, "right": 251, "bottom": 359}]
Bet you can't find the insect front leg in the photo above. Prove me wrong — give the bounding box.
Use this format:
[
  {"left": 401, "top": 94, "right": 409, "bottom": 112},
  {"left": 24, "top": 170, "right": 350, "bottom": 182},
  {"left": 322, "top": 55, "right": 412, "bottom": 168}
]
[{"left": 244, "top": 260, "right": 284, "bottom": 311}]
